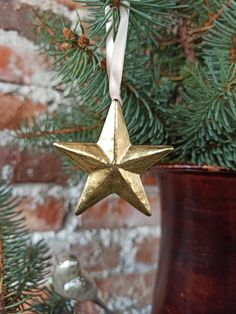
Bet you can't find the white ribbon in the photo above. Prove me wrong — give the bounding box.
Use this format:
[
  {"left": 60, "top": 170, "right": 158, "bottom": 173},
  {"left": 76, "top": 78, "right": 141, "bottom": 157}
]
[{"left": 105, "top": 2, "right": 130, "bottom": 104}]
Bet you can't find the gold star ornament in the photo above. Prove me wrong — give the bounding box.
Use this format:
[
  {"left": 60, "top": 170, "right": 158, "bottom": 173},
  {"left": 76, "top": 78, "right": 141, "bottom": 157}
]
[{"left": 54, "top": 100, "right": 173, "bottom": 216}]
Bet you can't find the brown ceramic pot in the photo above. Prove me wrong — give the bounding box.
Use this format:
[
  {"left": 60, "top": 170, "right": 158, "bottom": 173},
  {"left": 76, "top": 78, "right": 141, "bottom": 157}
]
[{"left": 152, "top": 165, "right": 236, "bottom": 314}]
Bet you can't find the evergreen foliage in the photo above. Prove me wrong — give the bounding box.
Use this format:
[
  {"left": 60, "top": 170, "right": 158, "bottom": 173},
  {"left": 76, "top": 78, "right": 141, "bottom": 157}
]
[
  {"left": 169, "top": 1, "right": 236, "bottom": 169},
  {"left": 19, "top": 0, "right": 236, "bottom": 170},
  {"left": 0, "top": 183, "right": 73, "bottom": 313}
]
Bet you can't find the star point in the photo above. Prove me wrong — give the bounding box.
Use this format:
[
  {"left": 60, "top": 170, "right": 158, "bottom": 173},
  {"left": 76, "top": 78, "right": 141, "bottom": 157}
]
[{"left": 54, "top": 100, "right": 173, "bottom": 217}]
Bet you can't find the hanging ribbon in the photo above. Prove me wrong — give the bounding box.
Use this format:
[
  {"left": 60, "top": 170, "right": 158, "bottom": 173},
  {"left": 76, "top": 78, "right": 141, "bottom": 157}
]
[{"left": 105, "top": 2, "right": 130, "bottom": 104}]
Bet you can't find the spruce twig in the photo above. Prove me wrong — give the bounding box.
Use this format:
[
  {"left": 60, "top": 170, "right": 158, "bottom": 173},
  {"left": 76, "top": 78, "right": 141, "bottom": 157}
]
[
  {"left": 0, "top": 183, "right": 76, "bottom": 313},
  {"left": 16, "top": 0, "right": 236, "bottom": 169}
]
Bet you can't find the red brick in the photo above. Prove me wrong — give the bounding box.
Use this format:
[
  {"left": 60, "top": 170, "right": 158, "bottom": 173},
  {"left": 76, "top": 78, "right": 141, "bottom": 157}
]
[
  {"left": 57, "top": 0, "right": 82, "bottom": 10},
  {"left": 95, "top": 272, "right": 156, "bottom": 308},
  {"left": 142, "top": 170, "right": 158, "bottom": 186},
  {"left": 135, "top": 237, "right": 160, "bottom": 265},
  {"left": 0, "top": 1, "right": 72, "bottom": 41},
  {"left": 0, "top": 147, "right": 21, "bottom": 170},
  {"left": 0, "top": 94, "right": 46, "bottom": 129},
  {"left": 0, "top": 46, "right": 11, "bottom": 76},
  {"left": 0, "top": 2, "right": 40, "bottom": 41},
  {"left": 79, "top": 301, "right": 99, "bottom": 314},
  {"left": 0, "top": 147, "right": 67, "bottom": 184},
  {"left": 0, "top": 45, "right": 48, "bottom": 84},
  {"left": 80, "top": 187, "right": 161, "bottom": 228},
  {"left": 71, "top": 242, "right": 121, "bottom": 273},
  {"left": 13, "top": 152, "right": 67, "bottom": 184},
  {"left": 18, "top": 196, "right": 67, "bottom": 231},
  {"left": 0, "top": 46, "right": 30, "bottom": 84}
]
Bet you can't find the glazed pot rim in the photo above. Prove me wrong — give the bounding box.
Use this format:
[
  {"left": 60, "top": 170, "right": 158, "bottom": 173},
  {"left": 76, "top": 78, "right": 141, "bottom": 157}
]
[{"left": 154, "top": 164, "right": 236, "bottom": 176}]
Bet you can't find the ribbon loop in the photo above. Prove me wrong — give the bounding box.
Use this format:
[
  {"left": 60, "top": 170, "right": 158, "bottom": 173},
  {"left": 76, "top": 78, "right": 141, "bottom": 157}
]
[{"left": 105, "top": 2, "right": 130, "bottom": 104}]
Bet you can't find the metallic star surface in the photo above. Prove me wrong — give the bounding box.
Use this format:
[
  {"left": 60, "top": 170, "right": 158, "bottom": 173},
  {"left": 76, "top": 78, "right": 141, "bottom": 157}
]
[{"left": 54, "top": 100, "right": 173, "bottom": 216}]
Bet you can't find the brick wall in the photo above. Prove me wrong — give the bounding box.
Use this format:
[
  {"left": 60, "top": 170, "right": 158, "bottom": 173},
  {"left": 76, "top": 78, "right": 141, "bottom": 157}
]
[{"left": 0, "top": 1, "right": 161, "bottom": 313}]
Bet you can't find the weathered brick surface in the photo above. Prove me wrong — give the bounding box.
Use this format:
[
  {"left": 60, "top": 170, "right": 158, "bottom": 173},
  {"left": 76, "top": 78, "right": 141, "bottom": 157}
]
[
  {"left": 135, "top": 237, "right": 160, "bottom": 265},
  {"left": 57, "top": 0, "right": 81, "bottom": 9},
  {"left": 0, "top": 45, "right": 29, "bottom": 84},
  {"left": 17, "top": 196, "right": 67, "bottom": 231},
  {"left": 0, "top": 1, "right": 36, "bottom": 41},
  {"left": 0, "top": 147, "right": 67, "bottom": 183},
  {"left": 0, "top": 1, "right": 77, "bottom": 41},
  {"left": 77, "top": 271, "right": 156, "bottom": 313},
  {"left": 13, "top": 151, "right": 67, "bottom": 183},
  {"left": 96, "top": 271, "right": 156, "bottom": 308},
  {"left": 142, "top": 170, "right": 158, "bottom": 185},
  {"left": 0, "top": 43, "right": 49, "bottom": 85},
  {"left": 71, "top": 241, "right": 121, "bottom": 273},
  {"left": 0, "top": 93, "right": 46, "bottom": 129},
  {"left": 80, "top": 186, "right": 161, "bottom": 228},
  {"left": 80, "top": 301, "right": 98, "bottom": 314}
]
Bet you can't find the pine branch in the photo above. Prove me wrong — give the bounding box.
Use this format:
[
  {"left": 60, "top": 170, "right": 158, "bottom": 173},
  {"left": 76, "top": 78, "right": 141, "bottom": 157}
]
[
  {"left": 17, "top": 125, "right": 99, "bottom": 140},
  {"left": 33, "top": 286, "right": 74, "bottom": 314},
  {"left": 35, "top": 13, "right": 175, "bottom": 144},
  {"left": 191, "top": 0, "right": 231, "bottom": 35},
  {"left": 0, "top": 183, "right": 75, "bottom": 313},
  {"left": 168, "top": 61, "right": 236, "bottom": 169},
  {"left": 18, "top": 0, "right": 236, "bottom": 169},
  {"left": 75, "top": 0, "right": 184, "bottom": 43},
  {"left": 203, "top": 1, "right": 236, "bottom": 66},
  {"left": 16, "top": 107, "right": 101, "bottom": 151}
]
